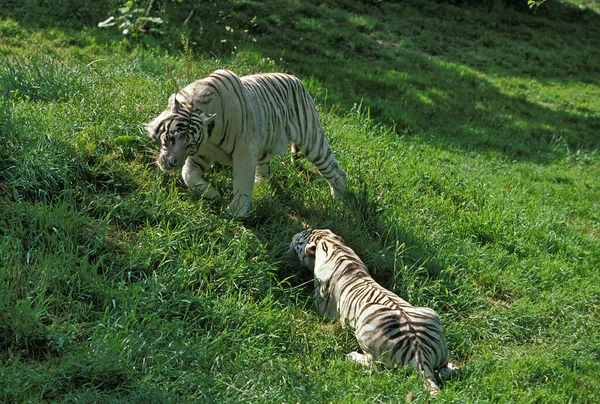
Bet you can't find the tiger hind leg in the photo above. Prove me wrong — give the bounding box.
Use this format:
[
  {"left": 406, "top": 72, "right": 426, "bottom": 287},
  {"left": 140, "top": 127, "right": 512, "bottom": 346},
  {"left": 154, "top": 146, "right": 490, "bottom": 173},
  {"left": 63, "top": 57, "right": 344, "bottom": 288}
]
[
  {"left": 418, "top": 360, "right": 441, "bottom": 397},
  {"left": 297, "top": 141, "right": 346, "bottom": 200},
  {"left": 347, "top": 351, "right": 373, "bottom": 367},
  {"left": 422, "top": 362, "right": 459, "bottom": 398},
  {"left": 424, "top": 375, "right": 441, "bottom": 398}
]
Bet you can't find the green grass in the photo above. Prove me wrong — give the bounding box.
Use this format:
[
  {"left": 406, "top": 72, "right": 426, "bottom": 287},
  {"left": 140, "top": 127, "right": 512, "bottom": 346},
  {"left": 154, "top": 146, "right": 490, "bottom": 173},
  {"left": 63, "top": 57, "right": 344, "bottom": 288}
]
[{"left": 1, "top": 0, "right": 599, "bottom": 402}]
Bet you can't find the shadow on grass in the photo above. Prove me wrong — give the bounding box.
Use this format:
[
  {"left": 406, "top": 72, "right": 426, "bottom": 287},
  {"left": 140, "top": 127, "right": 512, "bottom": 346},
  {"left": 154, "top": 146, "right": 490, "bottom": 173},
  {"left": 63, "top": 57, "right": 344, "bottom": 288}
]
[
  {"left": 245, "top": 0, "right": 600, "bottom": 162},
  {"left": 244, "top": 163, "right": 453, "bottom": 309}
]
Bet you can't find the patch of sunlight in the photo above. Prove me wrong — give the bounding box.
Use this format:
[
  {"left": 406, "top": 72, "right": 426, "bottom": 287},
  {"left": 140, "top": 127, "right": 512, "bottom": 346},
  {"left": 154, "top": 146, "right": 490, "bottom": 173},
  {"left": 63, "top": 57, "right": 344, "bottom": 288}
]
[
  {"left": 348, "top": 15, "right": 376, "bottom": 31},
  {"left": 490, "top": 76, "right": 600, "bottom": 118},
  {"left": 427, "top": 88, "right": 449, "bottom": 101},
  {"left": 417, "top": 93, "right": 434, "bottom": 105},
  {"left": 383, "top": 69, "right": 408, "bottom": 83},
  {"left": 297, "top": 18, "right": 323, "bottom": 31},
  {"left": 415, "top": 88, "right": 449, "bottom": 106}
]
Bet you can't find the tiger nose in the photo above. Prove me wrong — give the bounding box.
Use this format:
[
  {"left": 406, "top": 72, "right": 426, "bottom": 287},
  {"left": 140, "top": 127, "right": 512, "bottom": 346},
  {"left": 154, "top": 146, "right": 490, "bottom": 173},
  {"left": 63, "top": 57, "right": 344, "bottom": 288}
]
[{"left": 168, "top": 155, "right": 178, "bottom": 167}]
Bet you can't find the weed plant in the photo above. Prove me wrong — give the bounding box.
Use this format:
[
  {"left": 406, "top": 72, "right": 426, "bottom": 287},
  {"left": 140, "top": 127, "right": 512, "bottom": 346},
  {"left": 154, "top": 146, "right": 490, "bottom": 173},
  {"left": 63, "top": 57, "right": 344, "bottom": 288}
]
[{"left": 1, "top": 0, "right": 599, "bottom": 402}]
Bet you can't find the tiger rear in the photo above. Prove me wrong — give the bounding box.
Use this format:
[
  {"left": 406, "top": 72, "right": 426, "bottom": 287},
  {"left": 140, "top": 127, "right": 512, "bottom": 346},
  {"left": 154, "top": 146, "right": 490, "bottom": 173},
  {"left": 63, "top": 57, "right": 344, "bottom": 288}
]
[{"left": 290, "top": 228, "right": 458, "bottom": 397}]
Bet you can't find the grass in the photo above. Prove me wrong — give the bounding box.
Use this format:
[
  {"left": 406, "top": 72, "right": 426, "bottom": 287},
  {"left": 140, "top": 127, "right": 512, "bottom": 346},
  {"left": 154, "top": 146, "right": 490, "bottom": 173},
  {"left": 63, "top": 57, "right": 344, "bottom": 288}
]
[{"left": 1, "top": 0, "right": 599, "bottom": 402}]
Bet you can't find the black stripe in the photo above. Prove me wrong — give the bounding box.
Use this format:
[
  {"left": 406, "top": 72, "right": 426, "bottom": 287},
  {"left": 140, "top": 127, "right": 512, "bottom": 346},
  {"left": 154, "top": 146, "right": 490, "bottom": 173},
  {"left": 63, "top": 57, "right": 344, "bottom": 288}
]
[
  {"left": 359, "top": 304, "right": 391, "bottom": 325},
  {"left": 218, "top": 119, "right": 229, "bottom": 147},
  {"left": 207, "top": 120, "right": 215, "bottom": 138},
  {"left": 229, "top": 132, "right": 238, "bottom": 155},
  {"left": 190, "top": 157, "right": 208, "bottom": 172},
  {"left": 213, "top": 71, "right": 244, "bottom": 104}
]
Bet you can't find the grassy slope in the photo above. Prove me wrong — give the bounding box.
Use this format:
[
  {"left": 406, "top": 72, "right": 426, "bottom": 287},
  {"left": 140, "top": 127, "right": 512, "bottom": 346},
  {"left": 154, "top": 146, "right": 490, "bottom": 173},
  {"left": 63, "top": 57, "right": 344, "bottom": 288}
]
[{"left": 1, "top": 0, "right": 599, "bottom": 402}]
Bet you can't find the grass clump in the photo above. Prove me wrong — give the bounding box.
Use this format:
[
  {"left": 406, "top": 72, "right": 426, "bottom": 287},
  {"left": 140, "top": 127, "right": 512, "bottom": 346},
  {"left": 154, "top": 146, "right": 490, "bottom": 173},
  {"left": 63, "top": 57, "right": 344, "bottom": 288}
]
[{"left": 0, "top": 55, "right": 88, "bottom": 102}]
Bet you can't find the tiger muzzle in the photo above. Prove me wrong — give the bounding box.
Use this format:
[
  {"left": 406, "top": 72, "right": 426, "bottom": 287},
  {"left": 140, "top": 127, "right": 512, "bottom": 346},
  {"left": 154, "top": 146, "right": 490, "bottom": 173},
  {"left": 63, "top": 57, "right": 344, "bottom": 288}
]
[{"left": 157, "top": 153, "right": 181, "bottom": 171}]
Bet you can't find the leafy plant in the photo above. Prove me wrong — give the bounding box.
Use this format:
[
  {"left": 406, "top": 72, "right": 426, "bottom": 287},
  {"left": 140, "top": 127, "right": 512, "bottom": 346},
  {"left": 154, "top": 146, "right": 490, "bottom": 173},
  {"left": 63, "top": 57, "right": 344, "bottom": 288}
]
[
  {"left": 528, "top": 0, "right": 549, "bottom": 7},
  {"left": 98, "top": 0, "right": 171, "bottom": 41}
]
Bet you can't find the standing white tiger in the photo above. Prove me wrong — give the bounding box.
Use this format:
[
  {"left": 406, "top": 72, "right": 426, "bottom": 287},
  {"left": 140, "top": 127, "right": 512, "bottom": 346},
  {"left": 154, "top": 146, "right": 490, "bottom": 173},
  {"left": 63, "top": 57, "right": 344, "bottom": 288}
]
[
  {"left": 290, "top": 228, "right": 458, "bottom": 397},
  {"left": 145, "top": 69, "right": 346, "bottom": 217}
]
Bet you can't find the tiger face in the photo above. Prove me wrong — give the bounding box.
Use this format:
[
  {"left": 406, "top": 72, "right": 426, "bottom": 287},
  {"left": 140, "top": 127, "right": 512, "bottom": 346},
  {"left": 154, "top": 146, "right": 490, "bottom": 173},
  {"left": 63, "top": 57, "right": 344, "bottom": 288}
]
[
  {"left": 290, "top": 228, "right": 315, "bottom": 269},
  {"left": 145, "top": 93, "right": 215, "bottom": 172}
]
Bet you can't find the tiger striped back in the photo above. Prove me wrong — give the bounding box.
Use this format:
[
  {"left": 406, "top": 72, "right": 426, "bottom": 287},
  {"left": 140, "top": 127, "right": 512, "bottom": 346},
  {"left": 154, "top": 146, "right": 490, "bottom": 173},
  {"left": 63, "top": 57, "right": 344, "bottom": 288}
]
[
  {"left": 290, "top": 228, "right": 458, "bottom": 397},
  {"left": 146, "top": 69, "right": 346, "bottom": 217}
]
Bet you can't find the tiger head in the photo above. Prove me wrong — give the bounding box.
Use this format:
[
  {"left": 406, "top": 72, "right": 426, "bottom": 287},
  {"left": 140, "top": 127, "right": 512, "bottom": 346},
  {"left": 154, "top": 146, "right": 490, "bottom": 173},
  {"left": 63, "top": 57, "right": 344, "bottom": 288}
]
[
  {"left": 145, "top": 92, "right": 215, "bottom": 172},
  {"left": 291, "top": 228, "right": 348, "bottom": 304},
  {"left": 291, "top": 228, "right": 346, "bottom": 269},
  {"left": 290, "top": 228, "right": 316, "bottom": 269}
]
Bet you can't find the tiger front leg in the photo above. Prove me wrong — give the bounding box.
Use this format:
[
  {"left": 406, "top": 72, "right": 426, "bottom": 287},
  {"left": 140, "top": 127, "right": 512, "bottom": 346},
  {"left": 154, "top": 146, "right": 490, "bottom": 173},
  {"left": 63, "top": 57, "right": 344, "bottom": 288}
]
[
  {"left": 296, "top": 140, "right": 346, "bottom": 200},
  {"left": 182, "top": 156, "right": 220, "bottom": 200},
  {"left": 229, "top": 156, "right": 257, "bottom": 218}
]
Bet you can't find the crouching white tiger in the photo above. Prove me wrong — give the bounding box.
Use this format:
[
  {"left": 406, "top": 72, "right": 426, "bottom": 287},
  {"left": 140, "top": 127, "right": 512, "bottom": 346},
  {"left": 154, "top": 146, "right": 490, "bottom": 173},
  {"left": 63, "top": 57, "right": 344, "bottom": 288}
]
[
  {"left": 145, "top": 69, "right": 346, "bottom": 217},
  {"left": 290, "top": 228, "right": 458, "bottom": 397}
]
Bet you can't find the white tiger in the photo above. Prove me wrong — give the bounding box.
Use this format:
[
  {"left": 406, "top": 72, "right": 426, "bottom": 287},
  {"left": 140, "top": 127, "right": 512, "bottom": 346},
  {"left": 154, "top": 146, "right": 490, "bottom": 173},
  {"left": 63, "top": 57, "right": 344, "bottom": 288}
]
[
  {"left": 145, "top": 69, "right": 346, "bottom": 217},
  {"left": 290, "top": 228, "right": 458, "bottom": 397}
]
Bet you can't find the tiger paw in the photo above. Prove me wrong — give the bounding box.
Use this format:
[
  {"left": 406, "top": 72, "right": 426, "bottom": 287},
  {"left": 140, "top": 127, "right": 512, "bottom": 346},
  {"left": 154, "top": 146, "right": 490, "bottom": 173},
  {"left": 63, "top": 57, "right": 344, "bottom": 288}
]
[
  {"left": 347, "top": 351, "right": 373, "bottom": 367},
  {"left": 227, "top": 202, "right": 251, "bottom": 219},
  {"left": 190, "top": 185, "right": 220, "bottom": 200}
]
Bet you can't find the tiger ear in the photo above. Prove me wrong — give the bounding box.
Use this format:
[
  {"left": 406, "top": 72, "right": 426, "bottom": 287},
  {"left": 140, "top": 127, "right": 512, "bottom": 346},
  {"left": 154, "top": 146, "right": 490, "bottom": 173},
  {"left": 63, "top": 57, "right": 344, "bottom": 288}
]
[
  {"left": 200, "top": 112, "right": 216, "bottom": 124},
  {"left": 170, "top": 93, "right": 192, "bottom": 111},
  {"left": 168, "top": 93, "right": 178, "bottom": 109},
  {"left": 145, "top": 116, "right": 160, "bottom": 143},
  {"left": 304, "top": 242, "right": 317, "bottom": 258}
]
